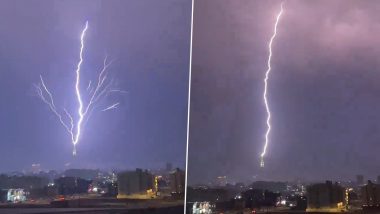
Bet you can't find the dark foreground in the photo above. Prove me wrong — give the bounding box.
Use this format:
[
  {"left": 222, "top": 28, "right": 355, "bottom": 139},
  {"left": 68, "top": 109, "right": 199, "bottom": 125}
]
[
  {"left": 0, "top": 206, "right": 184, "bottom": 214},
  {"left": 0, "top": 198, "right": 184, "bottom": 214}
]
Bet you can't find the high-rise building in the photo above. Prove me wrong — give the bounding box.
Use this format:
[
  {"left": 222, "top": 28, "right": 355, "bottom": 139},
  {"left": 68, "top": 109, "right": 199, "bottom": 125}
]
[
  {"left": 307, "top": 181, "right": 345, "bottom": 209},
  {"left": 54, "top": 177, "right": 91, "bottom": 195},
  {"left": 357, "top": 175, "right": 364, "bottom": 185},
  {"left": 166, "top": 163, "right": 173, "bottom": 172},
  {"left": 31, "top": 163, "right": 41, "bottom": 174},
  {"left": 117, "top": 168, "right": 154, "bottom": 198},
  {"left": 361, "top": 180, "right": 380, "bottom": 206},
  {"left": 216, "top": 176, "right": 227, "bottom": 187},
  {"left": 169, "top": 168, "right": 185, "bottom": 194}
]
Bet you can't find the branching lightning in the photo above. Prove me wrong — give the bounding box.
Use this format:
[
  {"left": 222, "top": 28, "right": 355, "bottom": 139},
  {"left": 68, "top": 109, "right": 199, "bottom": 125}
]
[
  {"left": 35, "top": 21, "right": 125, "bottom": 156},
  {"left": 109, "top": 89, "right": 128, "bottom": 94},
  {"left": 101, "top": 103, "right": 120, "bottom": 112},
  {"left": 260, "top": 3, "right": 284, "bottom": 168},
  {"left": 86, "top": 81, "right": 92, "bottom": 91}
]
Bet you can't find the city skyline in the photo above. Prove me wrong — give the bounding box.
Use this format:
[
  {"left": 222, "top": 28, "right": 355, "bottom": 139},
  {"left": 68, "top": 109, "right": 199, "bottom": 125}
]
[{"left": 1, "top": 1, "right": 380, "bottom": 213}]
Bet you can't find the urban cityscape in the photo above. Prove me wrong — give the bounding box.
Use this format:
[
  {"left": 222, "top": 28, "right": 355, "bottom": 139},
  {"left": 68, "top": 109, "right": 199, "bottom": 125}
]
[
  {"left": 188, "top": 174, "right": 380, "bottom": 213},
  {"left": 0, "top": 163, "right": 185, "bottom": 213},
  {"left": 1, "top": 0, "right": 380, "bottom": 214}
]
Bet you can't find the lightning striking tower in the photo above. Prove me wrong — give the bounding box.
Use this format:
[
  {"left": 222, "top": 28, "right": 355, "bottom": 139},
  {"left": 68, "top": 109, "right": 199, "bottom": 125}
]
[
  {"left": 260, "top": 3, "right": 284, "bottom": 168},
  {"left": 35, "top": 21, "right": 124, "bottom": 156}
]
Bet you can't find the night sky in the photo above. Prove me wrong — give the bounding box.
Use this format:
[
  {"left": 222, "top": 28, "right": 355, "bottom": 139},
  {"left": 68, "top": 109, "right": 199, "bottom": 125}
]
[
  {"left": 0, "top": 0, "right": 191, "bottom": 172},
  {"left": 188, "top": 0, "right": 380, "bottom": 184}
]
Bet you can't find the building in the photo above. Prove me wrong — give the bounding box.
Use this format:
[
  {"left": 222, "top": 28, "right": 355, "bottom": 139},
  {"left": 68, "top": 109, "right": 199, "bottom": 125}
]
[
  {"left": 242, "top": 189, "right": 280, "bottom": 208},
  {"left": 117, "top": 168, "right": 154, "bottom": 198},
  {"left": 361, "top": 180, "right": 380, "bottom": 206},
  {"left": 6, "top": 189, "right": 27, "bottom": 202},
  {"left": 216, "top": 176, "right": 227, "bottom": 187},
  {"left": 170, "top": 168, "right": 185, "bottom": 194},
  {"left": 357, "top": 175, "right": 364, "bottom": 185},
  {"left": 166, "top": 163, "right": 173, "bottom": 172},
  {"left": 192, "top": 202, "right": 213, "bottom": 214},
  {"left": 249, "top": 181, "right": 287, "bottom": 193},
  {"left": 63, "top": 169, "right": 100, "bottom": 180},
  {"left": 187, "top": 187, "right": 230, "bottom": 202},
  {"left": 31, "top": 164, "right": 41, "bottom": 174},
  {"left": 0, "top": 190, "right": 7, "bottom": 202},
  {"left": 307, "top": 181, "right": 345, "bottom": 210},
  {"left": 54, "top": 177, "right": 91, "bottom": 195},
  {"left": 0, "top": 175, "right": 48, "bottom": 190}
]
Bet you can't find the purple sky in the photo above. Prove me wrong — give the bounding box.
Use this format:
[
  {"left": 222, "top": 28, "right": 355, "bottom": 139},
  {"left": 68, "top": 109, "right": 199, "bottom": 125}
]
[
  {"left": 0, "top": 0, "right": 191, "bottom": 172},
  {"left": 1, "top": 0, "right": 379, "bottom": 184},
  {"left": 188, "top": 0, "right": 380, "bottom": 184}
]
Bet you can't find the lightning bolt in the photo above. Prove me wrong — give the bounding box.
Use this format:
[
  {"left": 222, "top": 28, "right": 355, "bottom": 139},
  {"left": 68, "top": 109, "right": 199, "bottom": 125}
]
[
  {"left": 36, "top": 21, "right": 125, "bottom": 156},
  {"left": 260, "top": 3, "right": 284, "bottom": 168},
  {"left": 72, "top": 21, "right": 89, "bottom": 155},
  {"left": 101, "top": 102, "right": 120, "bottom": 112},
  {"left": 86, "top": 81, "right": 92, "bottom": 91},
  {"left": 109, "top": 89, "right": 128, "bottom": 94}
]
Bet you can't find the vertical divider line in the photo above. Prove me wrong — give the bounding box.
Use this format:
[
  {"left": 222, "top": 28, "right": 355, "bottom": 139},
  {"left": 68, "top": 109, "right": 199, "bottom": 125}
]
[{"left": 184, "top": 0, "right": 195, "bottom": 213}]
